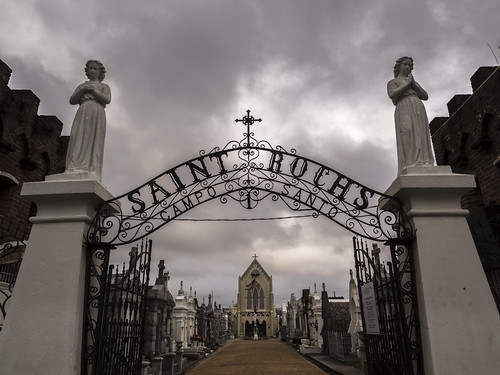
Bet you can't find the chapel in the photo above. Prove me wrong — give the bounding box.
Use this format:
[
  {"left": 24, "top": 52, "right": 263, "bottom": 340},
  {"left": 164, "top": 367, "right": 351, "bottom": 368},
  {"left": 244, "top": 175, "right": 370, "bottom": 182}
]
[{"left": 234, "top": 255, "right": 277, "bottom": 337}]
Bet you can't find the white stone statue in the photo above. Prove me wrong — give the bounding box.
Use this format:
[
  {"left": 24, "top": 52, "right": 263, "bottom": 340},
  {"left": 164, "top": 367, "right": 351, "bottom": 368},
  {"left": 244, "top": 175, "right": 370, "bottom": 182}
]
[
  {"left": 65, "top": 60, "right": 111, "bottom": 180},
  {"left": 387, "top": 56, "right": 434, "bottom": 174}
]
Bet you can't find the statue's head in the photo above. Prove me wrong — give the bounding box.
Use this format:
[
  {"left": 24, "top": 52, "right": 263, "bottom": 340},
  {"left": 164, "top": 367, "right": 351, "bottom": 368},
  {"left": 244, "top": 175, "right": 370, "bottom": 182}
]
[
  {"left": 393, "top": 56, "right": 413, "bottom": 78},
  {"left": 85, "top": 60, "right": 106, "bottom": 81}
]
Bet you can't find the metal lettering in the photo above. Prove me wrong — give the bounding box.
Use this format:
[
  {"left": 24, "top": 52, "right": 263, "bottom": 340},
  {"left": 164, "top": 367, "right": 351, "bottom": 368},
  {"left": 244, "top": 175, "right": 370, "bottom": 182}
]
[
  {"left": 186, "top": 157, "right": 211, "bottom": 182},
  {"left": 172, "top": 203, "right": 183, "bottom": 216},
  {"left": 292, "top": 189, "right": 302, "bottom": 201},
  {"left": 181, "top": 196, "right": 194, "bottom": 210},
  {"left": 281, "top": 184, "right": 291, "bottom": 196},
  {"left": 327, "top": 174, "right": 352, "bottom": 200},
  {"left": 305, "top": 191, "right": 317, "bottom": 207},
  {"left": 267, "top": 151, "right": 284, "bottom": 173},
  {"left": 209, "top": 151, "right": 229, "bottom": 174},
  {"left": 290, "top": 157, "right": 308, "bottom": 177},
  {"left": 167, "top": 168, "right": 185, "bottom": 190},
  {"left": 316, "top": 198, "right": 330, "bottom": 213},
  {"left": 313, "top": 166, "right": 329, "bottom": 187},
  {"left": 194, "top": 191, "right": 204, "bottom": 203},
  {"left": 128, "top": 190, "right": 146, "bottom": 214},
  {"left": 148, "top": 180, "right": 172, "bottom": 204},
  {"left": 354, "top": 187, "right": 374, "bottom": 210},
  {"left": 207, "top": 186, "right": 217, "bottom": 198}
]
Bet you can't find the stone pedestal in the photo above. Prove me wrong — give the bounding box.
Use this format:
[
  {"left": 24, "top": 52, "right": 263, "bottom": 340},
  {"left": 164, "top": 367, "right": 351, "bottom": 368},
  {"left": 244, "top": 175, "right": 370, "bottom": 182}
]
[
  {"left": 385, "top": 166, "right": 500, "bottom": 375},
  {"left": 0, "top": 178, "right": 113, "bottom": 375},
  {"left": 151, "top": 356, "right": 163, "bottom": 374},
  {"left": 141, "top": 359, "right": 151, "bottom": 375},
  {"left": 175, "top": 343, "right": 184, "bottom": 374},
  {"left": 162, "top": 353, "right": 176, "bottom": 375}
]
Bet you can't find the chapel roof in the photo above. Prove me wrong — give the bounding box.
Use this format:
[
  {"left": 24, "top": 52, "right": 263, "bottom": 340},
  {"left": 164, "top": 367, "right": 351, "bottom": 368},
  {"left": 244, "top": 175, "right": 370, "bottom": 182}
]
[{"left": 240, "top": 257, "right": 271, "bottom": 280}]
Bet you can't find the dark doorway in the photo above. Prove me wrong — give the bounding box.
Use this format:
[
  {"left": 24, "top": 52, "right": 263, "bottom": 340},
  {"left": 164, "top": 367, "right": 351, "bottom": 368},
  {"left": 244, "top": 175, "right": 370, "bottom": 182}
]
[
  {"left": 244, "top": 321, "right": 253, "bottom": 337},
  {"left": 257, "top": 319, "right": 266, "bottom": 336}
]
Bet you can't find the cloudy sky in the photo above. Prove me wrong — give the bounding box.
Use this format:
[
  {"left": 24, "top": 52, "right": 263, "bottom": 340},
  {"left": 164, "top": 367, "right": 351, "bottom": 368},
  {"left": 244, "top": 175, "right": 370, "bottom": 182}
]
[{"left": 1, "top": 0, "right": 499, "bottom": 307}]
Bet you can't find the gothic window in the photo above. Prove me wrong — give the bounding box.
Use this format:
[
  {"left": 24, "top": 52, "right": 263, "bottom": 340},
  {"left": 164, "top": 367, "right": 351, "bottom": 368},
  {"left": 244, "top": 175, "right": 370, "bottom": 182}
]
[
  {"left": 246, "top": 289, "right": 252, "bottom": 309},
  {"left": 253, "top": 286, "right": 259, "bottom": 308},
  {"left": 246, "top": 282, "right": 264, "bottom": 310}
]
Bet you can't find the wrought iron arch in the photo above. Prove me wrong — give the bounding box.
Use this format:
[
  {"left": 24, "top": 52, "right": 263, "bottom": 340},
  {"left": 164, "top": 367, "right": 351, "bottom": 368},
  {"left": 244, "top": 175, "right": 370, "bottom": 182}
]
[{"left": 86, "top": 111, "right": 413, "bottom": 246}]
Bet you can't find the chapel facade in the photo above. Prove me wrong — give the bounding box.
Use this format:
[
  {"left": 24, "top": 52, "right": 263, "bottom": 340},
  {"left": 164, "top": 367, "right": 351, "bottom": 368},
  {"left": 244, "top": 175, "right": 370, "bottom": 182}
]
[{"left": 234, "top": 256, "right": 277, "bottom": 337}]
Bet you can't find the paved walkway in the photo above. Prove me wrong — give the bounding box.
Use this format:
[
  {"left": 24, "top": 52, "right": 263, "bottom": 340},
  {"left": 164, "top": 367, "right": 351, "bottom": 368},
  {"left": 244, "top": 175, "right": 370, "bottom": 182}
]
[{"left": 184, "top": 338, "right": 364, "bottom": 375}]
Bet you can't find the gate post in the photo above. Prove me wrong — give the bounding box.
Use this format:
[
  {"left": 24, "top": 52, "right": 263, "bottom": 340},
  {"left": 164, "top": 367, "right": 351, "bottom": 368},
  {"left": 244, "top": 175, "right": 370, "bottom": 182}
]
[
  {"left": 0, "top": 177, "right": 113, "bottom": 374},
  {"left": 385, "top": 166, "right": 500, "bottom": 375}
]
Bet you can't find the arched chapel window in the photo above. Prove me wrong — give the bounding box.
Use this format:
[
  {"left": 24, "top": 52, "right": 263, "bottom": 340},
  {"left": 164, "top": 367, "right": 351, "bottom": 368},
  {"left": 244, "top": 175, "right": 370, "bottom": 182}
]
[
  {"left": 253, "top": 285, "right": 259, "bottom": 308},
  {"left": 246, "top": 289, "right": 252, "bottom": 309},
  {"left": 246, "top": 282, "right": 263, "bottom": 310}
]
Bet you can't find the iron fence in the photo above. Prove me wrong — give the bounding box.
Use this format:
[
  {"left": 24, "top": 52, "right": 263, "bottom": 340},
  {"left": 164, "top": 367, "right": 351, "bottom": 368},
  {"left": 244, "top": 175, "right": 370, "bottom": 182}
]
[{"left": 327, "top": 332, "right": 358, "bottom": 361}]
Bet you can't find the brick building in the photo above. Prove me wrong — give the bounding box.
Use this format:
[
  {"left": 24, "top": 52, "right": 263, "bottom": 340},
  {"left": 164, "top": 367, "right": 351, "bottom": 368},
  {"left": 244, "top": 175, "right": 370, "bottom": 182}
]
[
  {"left": 0, "top": 58, "right": 68, "bottom": 272},
  {"left": 0, "top": 59, "right": 68, "bottom": 237},
  {"left": 0, "top": 59, "right": 68, "bottom": 330},
  {"left": 429, "top": 65, "right": 500, "bottom": 310}
]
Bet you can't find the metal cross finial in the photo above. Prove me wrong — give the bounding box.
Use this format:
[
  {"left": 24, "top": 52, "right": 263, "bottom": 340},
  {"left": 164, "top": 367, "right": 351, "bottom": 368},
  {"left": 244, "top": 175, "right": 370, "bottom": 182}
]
[
  {"left": 235, "top": 109, "right": 262, "bottom": 127},
  {"left": 235, "top": 110, "right": 263, "bottom": 209},
  {"left": 235, "top": 110, "right": 262, "bottom": 147},
  {"left": 253, "top": 253, "right": 258, "bottom": 260}
]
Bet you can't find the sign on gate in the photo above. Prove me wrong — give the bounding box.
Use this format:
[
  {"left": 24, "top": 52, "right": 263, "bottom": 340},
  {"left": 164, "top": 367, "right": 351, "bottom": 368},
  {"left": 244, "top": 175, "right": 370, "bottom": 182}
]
[
  {"left": 360, "top": 282, "right": 380, "bottom": 335},
  {"left": 353, "top": 237, "right": 422, "bottom": 374}
]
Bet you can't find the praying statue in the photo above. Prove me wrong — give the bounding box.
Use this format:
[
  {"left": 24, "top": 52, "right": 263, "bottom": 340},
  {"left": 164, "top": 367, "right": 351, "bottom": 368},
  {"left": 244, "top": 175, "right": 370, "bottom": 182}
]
[
  {"left": 387, "top": 56, "right": 434, "bottom": 174},
  {"left": 65, "top": 60, "right": 111, "bottom": 180}
]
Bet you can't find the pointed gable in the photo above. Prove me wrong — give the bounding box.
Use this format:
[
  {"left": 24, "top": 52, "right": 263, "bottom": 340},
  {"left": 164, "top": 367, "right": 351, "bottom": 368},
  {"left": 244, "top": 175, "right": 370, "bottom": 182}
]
[{"left": 239, "top": 258, "right": 271, "bottom": 281}]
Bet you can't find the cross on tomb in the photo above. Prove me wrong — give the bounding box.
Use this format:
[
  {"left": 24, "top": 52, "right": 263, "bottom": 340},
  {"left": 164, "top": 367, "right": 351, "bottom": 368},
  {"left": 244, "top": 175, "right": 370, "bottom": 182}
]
[{"left": 158, "top": 260, "right": 165, "bottom": 278}]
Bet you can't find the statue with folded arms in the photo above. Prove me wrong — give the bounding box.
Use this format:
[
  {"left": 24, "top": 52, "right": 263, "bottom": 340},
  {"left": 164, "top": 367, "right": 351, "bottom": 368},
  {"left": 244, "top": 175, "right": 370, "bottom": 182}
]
[
  {"left": 65, "top": 60, "right": 111, "bottom": 180},
  {"left": 387, "top": 56, "right": 434, "bottom": 174}
]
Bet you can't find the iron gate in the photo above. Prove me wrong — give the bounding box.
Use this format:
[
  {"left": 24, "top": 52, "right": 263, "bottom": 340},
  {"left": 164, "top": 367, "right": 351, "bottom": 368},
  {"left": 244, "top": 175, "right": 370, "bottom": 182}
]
[
  {"left": 82, "top": 239, "right": 152, "bottom": 375},
  {"left": 353, "top": 237, "right": 422, "bottom": 375},
  {"left": 81, "top": 110, "right": 418, "bottom": 373}
]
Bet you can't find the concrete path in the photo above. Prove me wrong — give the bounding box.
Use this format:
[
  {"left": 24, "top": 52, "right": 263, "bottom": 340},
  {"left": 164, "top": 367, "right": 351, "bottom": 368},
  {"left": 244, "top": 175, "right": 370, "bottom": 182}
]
[{"left": 185, "top": 338, "right": 329, "bottom": 375}]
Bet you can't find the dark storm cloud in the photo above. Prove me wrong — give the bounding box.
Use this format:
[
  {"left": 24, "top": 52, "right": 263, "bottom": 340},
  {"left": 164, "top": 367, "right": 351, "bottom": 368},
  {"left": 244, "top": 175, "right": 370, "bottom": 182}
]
[{"left": 1, "top": 0, "right": 498, "bottom": 305}]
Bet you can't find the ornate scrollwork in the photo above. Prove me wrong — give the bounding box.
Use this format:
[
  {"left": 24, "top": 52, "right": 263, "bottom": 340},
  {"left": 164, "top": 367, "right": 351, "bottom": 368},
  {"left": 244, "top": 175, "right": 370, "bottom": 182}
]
[
  {"left": 87, "top": 112, "right": 413, "bottom": 246},
  {"left": 82, "top": 240, "right": 152, "bottom": 374},
  {"left": 0, "top": 219, "right": 27, "bottom": 329},
  {"left": 353, "top": 236, "right": 422, "bottom": 374}
]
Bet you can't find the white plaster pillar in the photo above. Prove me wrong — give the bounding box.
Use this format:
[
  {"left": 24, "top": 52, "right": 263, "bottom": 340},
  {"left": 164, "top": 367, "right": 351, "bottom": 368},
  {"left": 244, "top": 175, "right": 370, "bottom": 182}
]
[
  {"left": 385, "top": 166, "right": 500, "bottom": 375},
  {"left": 0, "top": 178, "right": 113, "bottom": 375}
]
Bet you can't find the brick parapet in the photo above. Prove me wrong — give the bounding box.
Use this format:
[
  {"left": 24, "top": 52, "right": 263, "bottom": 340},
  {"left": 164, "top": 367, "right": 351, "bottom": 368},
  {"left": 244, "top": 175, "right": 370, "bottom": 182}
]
[
  {"left": 0, "top": 59, "right": 12, "bottom": 86},
  {"left": 0, "top": 60, "right": 68, "bottom": 239},
  {"left": 430, "top": 66, "right": 500, "bottom": 212}
]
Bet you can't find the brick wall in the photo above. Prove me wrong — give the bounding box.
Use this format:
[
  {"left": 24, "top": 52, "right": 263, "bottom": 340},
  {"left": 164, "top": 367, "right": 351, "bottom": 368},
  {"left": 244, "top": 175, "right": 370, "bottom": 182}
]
[
  {"left": 0, "top": 59, "right": 68, "bottom": 238},
  {"left": 430, "top": 66, "right": 500, "bottom": 212}
]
